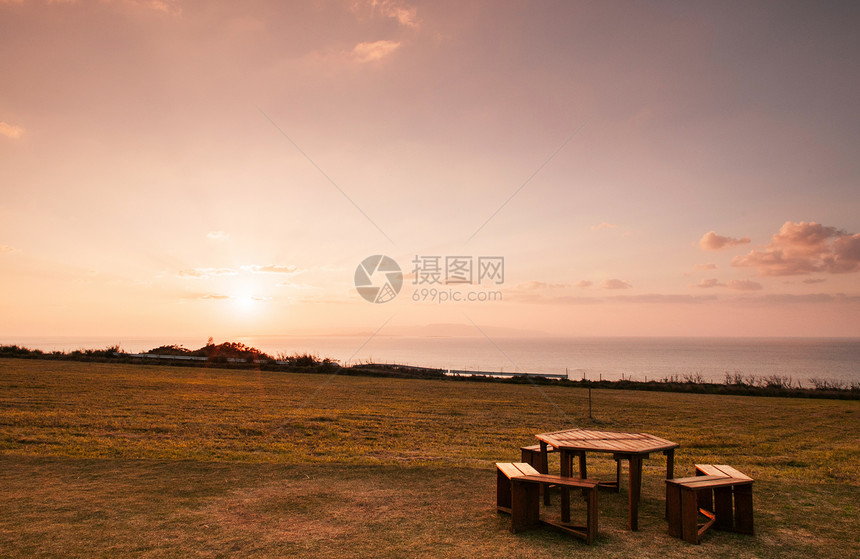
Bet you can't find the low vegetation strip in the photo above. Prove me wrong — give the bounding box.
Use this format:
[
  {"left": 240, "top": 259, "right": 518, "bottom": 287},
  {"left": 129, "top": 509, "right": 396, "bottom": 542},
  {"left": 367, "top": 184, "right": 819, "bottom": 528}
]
[
  {"left": 0, "top": 358, "right": 858, "bottom": 557},
  {"left": 1, "top": 343, "right": 857, "bottom": 399}
]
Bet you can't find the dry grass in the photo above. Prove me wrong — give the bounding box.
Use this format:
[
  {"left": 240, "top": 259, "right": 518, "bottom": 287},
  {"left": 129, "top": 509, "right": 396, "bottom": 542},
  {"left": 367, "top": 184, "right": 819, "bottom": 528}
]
[{"left": 1, "top": 358, "right": 858, "bottom": 557}]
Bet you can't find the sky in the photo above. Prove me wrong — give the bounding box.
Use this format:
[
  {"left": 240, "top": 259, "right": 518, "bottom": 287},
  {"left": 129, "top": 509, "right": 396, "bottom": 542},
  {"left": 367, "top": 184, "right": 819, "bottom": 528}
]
[{"left": 1, "top": 0, "right": 860, "bottom": 342}]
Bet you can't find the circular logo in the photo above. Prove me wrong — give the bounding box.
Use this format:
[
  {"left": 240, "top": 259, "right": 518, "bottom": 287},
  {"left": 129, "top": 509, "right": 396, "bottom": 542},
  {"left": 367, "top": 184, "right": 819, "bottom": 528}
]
[{"left": 354, "top": 255, "right": 403, "bottom": 303}]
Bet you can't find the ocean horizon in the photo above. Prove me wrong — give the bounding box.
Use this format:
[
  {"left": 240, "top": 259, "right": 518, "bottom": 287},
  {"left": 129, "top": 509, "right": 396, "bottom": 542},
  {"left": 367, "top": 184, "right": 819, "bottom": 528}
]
[{"left": 3, "top": 335, "right": 858, "bottom": 387}]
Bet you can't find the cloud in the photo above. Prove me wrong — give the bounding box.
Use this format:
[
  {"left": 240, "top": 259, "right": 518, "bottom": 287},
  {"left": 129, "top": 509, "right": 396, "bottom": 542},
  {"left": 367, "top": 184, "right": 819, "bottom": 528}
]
[
  {"left": 6, "top": 0, "right": 181, "bottom": 13},
  {"left": 178, "top": 267, "right": 237, "bottom": 278},
  {"left": 727, "top": 279, "right": 763, "bottom": 291},
  {"left": 695, "top": 278, "right": 724, "bottom": 288},
  {"left": 504, "top": 292, "right": 602, "bottom": 305},
  {"left": 695, "top": 278, "right": 763, "bottom": 291},
  {"left": 198, "top": 294, "right": 230, "bottom": 300},
  {"left": 352, "top": 0, "right": 419, "bottom": 28},
  {"left": 828, "top": 233, "right": 860, "bottom": 273},
  {"left": 0, "top": 244, "right": 16, "bottom": 254},
  {"left": 513, "top": 280, "right": 566, "bottom": 290},
  {"left": 803, "top": 278, "right": 827, "bottom": 284},
  {"left": 602, "top": 278, "right": 632, "bottom": 290},
  {"left": 276, "top": 281, "right": 315, "bottom": 290},
  {"left": 504, "top": 281, "right": 572, "bottom": 303},
  {"left": 352, "top": 40, "right": 401, "bottom": 63},
  {"left": 138, "top": 0, "right": 181, "bottom": 15},
  {"left": 738, "top": 293, "right": 860, "bottom": 305},
  {"left": 694, "top": 263, "right": 717, "bottom": 270},
  {"left": 591, "top": 222, "right": 616, "bottom": 231},
  {"left": 576, "top": 280, "right": 593, "bottom": 288},
  {"left": 699, "top": 231, "right": 751, "bottom": 251},
  {"left": 612, "top": 294, "right": 718, "bottom": 304},
  {"left": 0, "top": 122, "right": 24, "bottom": 139},
  {"left": 206, "top": 231, "right": 230, "bottom": 241},
  {"left": 732, "top": 221, "right": 860, "bottom": 276},
  {"left": 243, "top": 264, "right": 299, "bottom": 275}
]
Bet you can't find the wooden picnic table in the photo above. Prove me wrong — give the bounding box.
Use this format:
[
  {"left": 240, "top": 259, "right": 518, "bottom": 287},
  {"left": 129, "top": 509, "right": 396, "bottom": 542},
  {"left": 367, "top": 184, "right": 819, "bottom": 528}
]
[{"left": 535, "top": 428, "right": 679, "bottom": 531}]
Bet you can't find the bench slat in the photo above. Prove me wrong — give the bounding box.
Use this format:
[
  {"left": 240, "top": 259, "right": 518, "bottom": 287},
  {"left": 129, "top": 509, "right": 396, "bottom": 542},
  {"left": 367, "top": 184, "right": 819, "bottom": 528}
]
[
  {"left": 497, "top": 462, "right": 540, "bottom": 479},
  {"left": 670, "top": 474, "right": 728, "bottom": 484},
  {"left": 514, "top": 462, "right": 541, "bottom": 476},
  {"left": 514, "top": 474, "right": 599, "bottom": 489},
  {"left": 497, "top": 462, "right": 525, "bottom": 479},
  {"left": 668, "top": 476, "right": 752, "bottom": 490},
  {"left": 521, "top": 444, "right": 555, "bottom": 452},
  {"left": 696, "top": 464, "right": 753, "bottom": 482}
]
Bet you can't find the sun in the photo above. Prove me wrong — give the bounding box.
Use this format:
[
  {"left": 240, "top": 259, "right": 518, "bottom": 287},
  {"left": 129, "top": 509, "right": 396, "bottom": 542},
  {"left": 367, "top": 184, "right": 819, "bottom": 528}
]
[{"left": 232, "top": 291, "right": 260, "bottom": 313}]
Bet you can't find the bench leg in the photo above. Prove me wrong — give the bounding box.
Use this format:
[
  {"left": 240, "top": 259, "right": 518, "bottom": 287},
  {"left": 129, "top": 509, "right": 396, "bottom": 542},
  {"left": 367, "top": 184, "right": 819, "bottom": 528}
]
[
  {"left": 666, "top": 484, "right": 682, "bottom": 539},
  {"left": 521, "top": 447, "right": 549, "bottom": 506},
  {"left": 734, "top": 484, "right": 754, "bottom": 535},
  {"left": 713, "top": 486, "right": 734, "bottom": 531},
  {"left": 496, "top": 468, "right": 512, "bottom": 512},
  {"left": 680, "top": 487, "right": 700, "bottom": 544},
  {"left": 510, "top": 480, "right": 540, "bottom": 533}
]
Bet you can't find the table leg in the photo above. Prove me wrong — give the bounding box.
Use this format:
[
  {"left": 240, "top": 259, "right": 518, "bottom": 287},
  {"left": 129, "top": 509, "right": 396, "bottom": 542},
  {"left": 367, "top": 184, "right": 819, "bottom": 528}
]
[
  {"left": 664, "top": 448, "right": 675, "bottom": 519},
  {"left": 540, "top": 441, "right": 550, "bottom": 505},
  {"left": 628, "top": 455, "right": 642, "bottom": 531},
  {"left": 578, "top": 451, "right": 588, "bottom": 479},
  {"left": 560, "top": 449, "right": 571, "bottom": 523},
  {"left": 664, "top": 448, "right": 675, "bottom": 479}
]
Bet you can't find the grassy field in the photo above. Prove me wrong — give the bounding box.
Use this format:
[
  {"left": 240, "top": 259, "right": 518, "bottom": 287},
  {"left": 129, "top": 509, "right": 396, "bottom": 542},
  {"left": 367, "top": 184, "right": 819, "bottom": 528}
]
[{"left": 1, "top": 358, "right": 858, "bottom": 558}]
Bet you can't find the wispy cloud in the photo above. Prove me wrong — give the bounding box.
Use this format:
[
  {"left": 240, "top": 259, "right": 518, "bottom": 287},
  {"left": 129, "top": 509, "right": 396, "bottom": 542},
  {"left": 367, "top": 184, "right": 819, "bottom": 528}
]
[
  {"left": 576, "top": 280, "right": 593, "bottom": 288},
  {"left": 602, "top": 278, "right": 632, "bottom": 290},
  {"left": 352, "top": 40, "right": 401, "bottom": 63},
  {"left": 727, "top": 279, "right": 763, "bottom": 291},
  {"left": 513, "top": 280, "right": 567, "bottom": 291},
  {"left": 695, "top": 278, "right": 763, "bottom": 291},
  {"left": 694, "top": 263, "right": 717, "bottom": 270},
  {"left": 351, "top": 0, "right": 419, "bottom": 28},
  {"left": 5, "top": 0, "right": 181, "bottom": 13},
  {"left": 699, "top": 231, "right": 751, "bottom": 251},
  {"left": 732, "top": 221, "right": 860, "bottom": 276},
  {"left": 137, "top": 0, "right": 181, "bottom": 15},
  {"left": 591, "top": 222, "right": 617, "bottom": 231},
  {"left": 695, "top": 278, "right": 724, "bottom": 288},
  {"left": 0, "top": 122, "right": 24, "bottom": 139},
  {"left": 178, "top": 267, "right": 237, "bottom": 279},
  {"left": 613, "top": 294, "right": 718, "bottom": 304},
  {"left": 737, "top": 293, "right": 860, "bottom": 305},
  {"left": 243, "top": 264, "right": 299, "bottom": 275},
  {"left": 0, "top": 244, "right": 16, "bottom": 254},
  {"left": 206, "top": 231, "right": 230, "bottom": 241}
]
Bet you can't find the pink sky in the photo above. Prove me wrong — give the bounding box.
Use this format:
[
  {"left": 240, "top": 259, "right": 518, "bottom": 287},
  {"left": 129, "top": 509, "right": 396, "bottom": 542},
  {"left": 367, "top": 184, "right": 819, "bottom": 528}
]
[{"left": 1, "top": 0, "right": 859, "bottom": 340}]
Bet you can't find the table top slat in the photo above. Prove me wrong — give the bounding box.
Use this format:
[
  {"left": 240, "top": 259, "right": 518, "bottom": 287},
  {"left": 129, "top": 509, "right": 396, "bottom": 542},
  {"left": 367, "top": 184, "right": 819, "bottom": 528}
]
[{"left": 536, "top": 428, "right": 679, "bottom": 454}]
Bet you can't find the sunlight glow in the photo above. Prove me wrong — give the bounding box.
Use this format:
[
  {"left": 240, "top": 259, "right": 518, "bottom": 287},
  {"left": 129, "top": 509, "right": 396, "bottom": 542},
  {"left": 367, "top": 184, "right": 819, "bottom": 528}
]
[{"left": 232, "top": 292, "right": 260, "bottom": 313}]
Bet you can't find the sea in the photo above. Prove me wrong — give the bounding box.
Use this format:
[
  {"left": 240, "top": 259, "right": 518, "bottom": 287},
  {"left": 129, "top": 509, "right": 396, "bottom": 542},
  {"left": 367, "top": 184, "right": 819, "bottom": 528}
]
[{"left": 3, "top": 335, "right": 858, "bottom": 388}]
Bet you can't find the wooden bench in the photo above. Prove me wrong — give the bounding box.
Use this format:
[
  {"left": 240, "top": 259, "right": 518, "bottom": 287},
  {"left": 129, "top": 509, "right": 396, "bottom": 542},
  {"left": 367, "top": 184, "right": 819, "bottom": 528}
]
[
  {"left": 496, "top": 462, "right": 599, "bottom": 544},
  {"left": 520, "top": 444, "right": 558, "bottom": 505},
  {"left": 665, "top": 465, "right": 754, "bottom": 544},
  {"left": 520, "top": 443, "right": 555, "bottom": 472}
]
